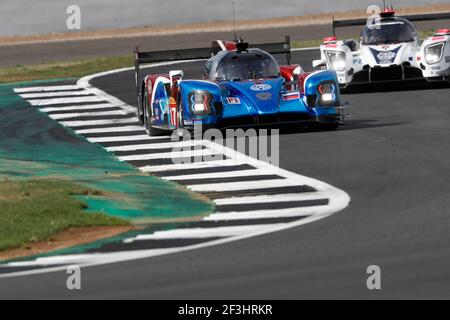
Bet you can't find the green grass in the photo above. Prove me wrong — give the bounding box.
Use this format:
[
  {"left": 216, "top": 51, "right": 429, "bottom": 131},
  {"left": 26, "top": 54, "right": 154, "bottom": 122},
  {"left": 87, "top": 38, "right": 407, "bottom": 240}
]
[
  {"left": 0, "top": 179, "right": 129, "bottom": 251},
  {"left": 0, "top": 55, "right": 133, "bottom": 83},
  {"left": 0, "top": 29, "right": 437, "bottom": 84}
]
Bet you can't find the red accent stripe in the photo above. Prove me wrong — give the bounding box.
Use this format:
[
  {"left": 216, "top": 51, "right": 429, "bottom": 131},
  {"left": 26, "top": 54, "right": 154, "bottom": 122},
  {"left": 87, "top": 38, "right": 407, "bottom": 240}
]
[{"left": 282, "top": 93, "right": 300, "bottom": 101}]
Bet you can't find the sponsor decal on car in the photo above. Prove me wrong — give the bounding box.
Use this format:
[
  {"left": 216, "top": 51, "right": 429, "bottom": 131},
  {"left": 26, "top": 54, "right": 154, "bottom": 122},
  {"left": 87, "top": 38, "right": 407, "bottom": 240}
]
[
  {"left": 370, "top": 47, "right": 401, "bottom": 64},
  {"left": 226, "top": 97, "right": 241, "bottom": 104},
  {"left": 250, "top": 84, "right": 272, "bottom": 91},
  {"left": 282, "top": 92, "right": 300, "bottom": 101},
  {"left": 256, "top": 92, "right": 272, "bottom": 101},
  {"left": 377, "top": 51, "right": 397, "bottom": 64}
]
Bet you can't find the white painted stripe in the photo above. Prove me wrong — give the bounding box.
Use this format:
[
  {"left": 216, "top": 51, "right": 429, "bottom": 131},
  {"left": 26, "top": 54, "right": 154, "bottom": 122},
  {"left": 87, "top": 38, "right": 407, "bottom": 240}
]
[
  {"left": 28, "top": 96, "right": 105, "bottom": 106},
  {"left": 204, "top": 206, "right": 328, "bottom": 221},
  {"left": 48, "top": 110, "right": 127, "bottom": 120},
  {"left": 291, "top": 46, "right": 319, "bottom": 52},
  {"left": 139, "top": 159, "right": 246, "bottom": 172},
  {"left": 188, "top": 179, "right": 296, "bottom": 192},
  {"left": 41, "top": 103, "right": 118, "bottom": 113},
  {"left": 75, "top": 125, "right": 145, "bottom": 134},
  {"left": 106, "top": 140, "right": 199, "bottom": 152},
  {"left": 19, "top": 90, "right": 93, "bottom": 99},
  {"left": 123, "top": 224, "right": 282, "bottom": 242},
  {"left": 2, "top": 248, "right": 183, "bottom": 269},
  {"left": 88, "top": 134, "right": 170, "bottom": 143},
  {"left": 14, "top": 85, "right": 80, "bottom": 93},
  {"left": 165, "top": 169, "right": 266, "bottom": 181},
  {"left": 0, "top": 56, "right": 351, "bottom": 279},
  {"left": 213, "top": 192, "right": 327, "bottom": 205},
  {"left": 0, "top": 210, "right": 336, "bottom": 274},
  {"left": 117, "top": 149, "right": 221, "bottom": 161},
  {"left": 60, "top": 118, "right": 137, "bottom": 128}
]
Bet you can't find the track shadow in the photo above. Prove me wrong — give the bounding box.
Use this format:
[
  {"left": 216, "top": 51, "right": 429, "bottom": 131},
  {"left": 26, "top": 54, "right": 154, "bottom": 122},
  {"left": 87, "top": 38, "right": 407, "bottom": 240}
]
[
  {"left": 342, "top": 79, "right": 450, "bottom": 94},
  {"left": 214, "top": 119, "right": 406, "bottom": 137},
  {"left": 277, "top": 119, "right": 406, "bottom": 135}
]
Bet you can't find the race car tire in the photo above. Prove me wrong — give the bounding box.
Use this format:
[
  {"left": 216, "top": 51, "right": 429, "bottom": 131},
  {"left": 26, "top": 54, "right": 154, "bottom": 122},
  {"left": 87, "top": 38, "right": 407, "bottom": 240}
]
[
  {"left": 138, "top": 85, "right": 145, "bottom": 125},
  {"left": 174, "top": 92, "right": 192, "bottom": 138},
  {"left": 143, "top": 90, "right": 166, "bottom": 136}
]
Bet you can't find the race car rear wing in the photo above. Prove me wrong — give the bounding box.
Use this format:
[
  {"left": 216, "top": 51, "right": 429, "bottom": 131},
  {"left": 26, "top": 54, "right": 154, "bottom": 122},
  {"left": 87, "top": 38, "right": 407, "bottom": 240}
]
[
  {"left": 332, "top": 12, "right": 450, "bottom": 36},
  {"left": 133, "top": 36, "right": 292, "bottom": 106},
  {"left": 133, "top": 46, "right": 218, "bottom": 110}
]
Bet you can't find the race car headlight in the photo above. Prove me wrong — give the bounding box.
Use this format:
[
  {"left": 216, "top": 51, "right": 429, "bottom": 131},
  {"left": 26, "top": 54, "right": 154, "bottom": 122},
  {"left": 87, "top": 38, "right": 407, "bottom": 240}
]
[
  {"left": 325, "top": 51, "right": 347, "bottom": 71},
  {"left": 317, "top": 81, "right": 338, "bottom": 106},
  {"left": 425, "top": 43, "right": 445, "bottom": 65},
  {"left": 188, "top": 90, "right": 212, "bottom": 115}
]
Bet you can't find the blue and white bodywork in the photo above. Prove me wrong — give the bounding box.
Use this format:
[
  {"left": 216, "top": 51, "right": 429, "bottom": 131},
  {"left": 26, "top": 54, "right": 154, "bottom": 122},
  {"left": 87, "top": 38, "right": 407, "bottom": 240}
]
[{"left": 135, "top": 42, "right": 345, "bottom": 135}]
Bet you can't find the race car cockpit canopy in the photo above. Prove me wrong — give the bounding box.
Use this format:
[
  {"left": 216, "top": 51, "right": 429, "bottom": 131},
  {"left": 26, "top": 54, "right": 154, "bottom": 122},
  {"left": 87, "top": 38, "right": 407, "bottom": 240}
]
[
  {"left": 205, "top": 49, "right": 280, "bottom": 82},
  {"left": 361, "top": 17, "right": 419, "bottom": 46}
]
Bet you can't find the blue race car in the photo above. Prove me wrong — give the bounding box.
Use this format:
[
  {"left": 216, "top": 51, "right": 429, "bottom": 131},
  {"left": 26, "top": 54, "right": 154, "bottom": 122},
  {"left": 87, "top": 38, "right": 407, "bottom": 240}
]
[{"left": 134, "top": 37, "right": 345, "bottom": 135}]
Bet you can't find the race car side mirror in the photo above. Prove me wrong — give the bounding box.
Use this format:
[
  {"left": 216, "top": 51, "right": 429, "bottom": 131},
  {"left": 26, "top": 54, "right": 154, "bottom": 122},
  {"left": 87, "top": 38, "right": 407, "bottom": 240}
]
[{"left": 312, "top": 59, "right": 326, "bottom": 69}]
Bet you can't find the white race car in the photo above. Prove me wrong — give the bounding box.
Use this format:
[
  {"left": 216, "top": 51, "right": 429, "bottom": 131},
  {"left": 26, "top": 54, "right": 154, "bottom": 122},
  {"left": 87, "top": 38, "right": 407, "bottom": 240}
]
[
  {"left": 419, "top": 29, "right": 450, "bottom": 82},
  {"left": 313, "top": 9, "right": 450, "bottom": 86}
]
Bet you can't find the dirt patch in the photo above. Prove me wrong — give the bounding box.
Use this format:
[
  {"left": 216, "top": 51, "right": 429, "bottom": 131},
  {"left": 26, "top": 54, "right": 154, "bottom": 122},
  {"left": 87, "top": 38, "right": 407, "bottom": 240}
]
[
  {"left": 1, "top": 4, "right": 449, "bottom": 46},
  {"left": 0, "top": 225, "right": 135, "bottom": 261}
]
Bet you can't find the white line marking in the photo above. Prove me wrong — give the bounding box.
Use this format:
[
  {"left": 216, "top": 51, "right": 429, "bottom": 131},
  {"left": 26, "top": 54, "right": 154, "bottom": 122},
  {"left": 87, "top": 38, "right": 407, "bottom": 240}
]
[
  {"left": 3, "top": 248, "right": 182, "bottom": 268},
  {"left": 28, "top": 96, "right": 105, "bottom": 106},
  {"left": 60, "top": 118, "right": 137, "bottom": 128},
  {"left": 0, "top": 209, "right": 343, "bottom": 276},
  {"left": 117, "top": 149, "right": 221, "bottom": 161},
  {"left": 19, "top": 90, "right": 93, "bottom": 99},
  {"left": 164, "top": 169, "right": 266, "bottom": 181},
  {"left": 213, "top": 192, "right": 327, "bottom": 205},
  {"left": 291, "top": 47, "right": 320, "bottom": 52},
  {"left": 204, "top": 206, "right": 328, "bottom": 221},
  {"left": 88, "top": 134, "right": 170, "bottom": 143},
  {"left": 14, "top": 85, "right": 80, "bottom": 93},
  {"left": 123, "top": 224, "right": 283, "bottom": 242},
  {"left": 187, "top": 179, "right": 294, "bottom": 192},
  {"left": 41, "top": 103, "right": 118, "bottom": 113},
  {"left": 48, "top": 110, "right": 127, "bottom": 120},
  {"left": 75, "top": 125, "right": 145, "bottom": 134},
  {"left": 139, "top": 159, "right": 246, "bottom": 172},
  {"left": 1, "top": 54, "right": 349, "bottom": 278},
  {"left": 105, "top": 140, "right": 199, "bottom": 152}
]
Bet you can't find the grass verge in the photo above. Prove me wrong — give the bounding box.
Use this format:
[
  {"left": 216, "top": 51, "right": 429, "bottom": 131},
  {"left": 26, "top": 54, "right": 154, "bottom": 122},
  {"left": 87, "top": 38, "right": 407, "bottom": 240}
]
[
  {"left": 0, "top": 179, "right": 129, "bottom": 251},
  {"left": 0, "top": 55, "right": 133, "bottom": 83},
  {"left": 0, "top": 30, "right": 436, "bottom": 84}
]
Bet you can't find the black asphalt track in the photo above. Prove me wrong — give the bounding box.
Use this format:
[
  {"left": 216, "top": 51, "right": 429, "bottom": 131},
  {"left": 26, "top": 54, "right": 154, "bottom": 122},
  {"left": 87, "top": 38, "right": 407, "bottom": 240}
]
[{"left": 1, "top": 49, "right": 450, "bottom": 299}]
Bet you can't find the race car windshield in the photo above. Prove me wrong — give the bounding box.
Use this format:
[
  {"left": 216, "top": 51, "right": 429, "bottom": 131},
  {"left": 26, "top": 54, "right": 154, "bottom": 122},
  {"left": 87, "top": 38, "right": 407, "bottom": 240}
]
[
  {"left": 215, "top": 51, "right": 280, "bottom": 81},
  {"left": 361, "top": 19, "right": 418, "bottom": 45}
]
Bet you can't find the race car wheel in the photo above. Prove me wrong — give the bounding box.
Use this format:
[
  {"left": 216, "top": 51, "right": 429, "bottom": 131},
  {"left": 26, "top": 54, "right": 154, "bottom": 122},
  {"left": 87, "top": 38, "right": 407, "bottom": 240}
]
[
  {"left": 175, "top": 92, "right": 187, "bottom": 138},
  {"left": 143, "top": 90, "right": 166, "bottom": 136},
  {"left": 138, "top": 85, "right": 145, "bottom": 125}
]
